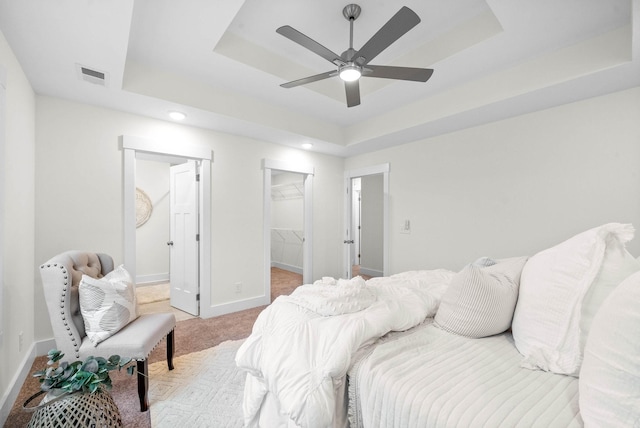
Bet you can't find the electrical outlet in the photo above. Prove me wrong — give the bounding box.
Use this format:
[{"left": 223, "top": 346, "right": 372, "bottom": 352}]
[
  {"left": 18, "top": 331, "right": 23, "bottom": 352},
  {"left": 400, "top": 219, "right": 411, "bottom": 234},
  {"left": 234, "top": 282, "right": 242, "bottom": 294}
]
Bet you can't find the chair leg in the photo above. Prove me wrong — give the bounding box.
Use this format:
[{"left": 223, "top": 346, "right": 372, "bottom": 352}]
[
  {"left": 137, "top": 359, "right": 149, "bottom": 412},
  {"left": 167, "top": 330, "right": 175, "bottom": 371}
]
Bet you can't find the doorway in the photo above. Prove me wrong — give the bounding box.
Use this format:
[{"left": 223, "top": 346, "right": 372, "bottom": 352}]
[
  {"left": 350, "top": 175, "right": 384, "bottom": 278},
  {"left": 262, "top": 159, "right": 314, "bottom": 304},
  {"left": 122, "top": 135, "right": 213, "bottom": 318},
  {"left": 344, "top": 164, "right": 389, "bottom": 279}
]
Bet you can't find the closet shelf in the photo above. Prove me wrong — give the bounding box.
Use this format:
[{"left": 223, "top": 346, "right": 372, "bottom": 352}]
[{"left": 272, "top": 182, "right": 303, "bottom": 200}]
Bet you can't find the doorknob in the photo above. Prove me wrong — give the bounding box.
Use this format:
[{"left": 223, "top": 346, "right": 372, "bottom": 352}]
[
  {"left": 344, "top": 240, "right": 354, "bottom": 244},
  {"left": 167, "top": 241, "right": 174, "bottom": 246}
]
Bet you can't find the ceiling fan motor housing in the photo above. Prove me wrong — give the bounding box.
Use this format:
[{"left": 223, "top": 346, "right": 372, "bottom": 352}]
[{"left": 343, "top": 4, "right": 361, "bottom": 21}]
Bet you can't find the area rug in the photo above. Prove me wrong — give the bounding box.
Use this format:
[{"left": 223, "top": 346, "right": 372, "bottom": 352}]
[{"left": 148, "top": 339, "right": 245, "bottom": 427}]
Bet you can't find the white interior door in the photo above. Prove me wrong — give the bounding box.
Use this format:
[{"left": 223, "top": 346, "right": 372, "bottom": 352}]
[{"left": 169, "top": 160, "right": 199, "bottom": 315}]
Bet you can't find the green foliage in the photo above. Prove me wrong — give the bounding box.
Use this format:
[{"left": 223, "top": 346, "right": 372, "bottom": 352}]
[{"left": 32, "top": 349, "right": 135, "bottom": 394}]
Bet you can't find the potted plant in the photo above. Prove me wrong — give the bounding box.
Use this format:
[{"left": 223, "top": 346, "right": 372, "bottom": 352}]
[{"left": 23, "top": 349, "right": 135, "bottom": 427}]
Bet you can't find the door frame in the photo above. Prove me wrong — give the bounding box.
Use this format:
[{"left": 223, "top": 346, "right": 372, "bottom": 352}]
[
  {"left": 263, "top": 159, "right": 314, "bottom": 303},
  {"left": 344, "top": 163, "right": 389, "bottom": 278},
  {"left": 0, "top": 66, "right": 5, "bottom": 345},
  {"left": 121, "top": 135, "right": 213, "bottom": 317}
]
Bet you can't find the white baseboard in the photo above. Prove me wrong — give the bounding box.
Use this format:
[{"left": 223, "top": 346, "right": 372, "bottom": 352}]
[
  {"left": 0, "top": 345, "right": 36, "bottom": 426},
  {"left": 0, "top": 337, "right": 56, "bottom": 426},
  {"left": 136, "top": 272, "right": 169, "bottom": 285},
  {"left": 201, "top": 295, "right": 270, "bottom": 319},
  {"left": 271, "top": 262, "right": 303, "bottom": 275},
  {"left": 359, "top": 267, "right": 383, "bottom": 277}
]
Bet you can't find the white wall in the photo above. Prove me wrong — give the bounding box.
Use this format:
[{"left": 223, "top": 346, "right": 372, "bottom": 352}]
[
  {"left": 135, "top": 159, "right": 170, "bottom": 283},
  {"left": 0, "top": 29, "right": 35, "bottom": 421},
  {"left": 34, "top": 96, "right": 345, "bottom": 339},
  {"left": 345, "top": 87, "right": 640, "bottom": 273}
]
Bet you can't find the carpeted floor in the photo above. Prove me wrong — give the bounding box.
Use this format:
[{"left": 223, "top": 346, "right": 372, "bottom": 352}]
[{"left": 5, "top": 267, "right": 302, "bottom": 427}]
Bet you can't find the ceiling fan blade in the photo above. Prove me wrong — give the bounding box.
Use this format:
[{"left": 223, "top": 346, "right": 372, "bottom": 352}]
[
  {"left": 354, "top": 7, "right": 420, "bottom": 66},
  {"left": 281, "top": 70, "right": 336, "bottom": 88},
  {"left": 364, "top": 65, "right": 433, "bottom": 82},
  {"left": 277, "top": 25, "right": 344, "bottom": 66},
  {"left": 345, "top": 80, "right": 360, "bottom": 108}
]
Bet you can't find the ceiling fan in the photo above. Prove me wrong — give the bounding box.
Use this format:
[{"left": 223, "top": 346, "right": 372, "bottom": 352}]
[{"left": 277, "top": 4, "right": 434, "bottom": 108}]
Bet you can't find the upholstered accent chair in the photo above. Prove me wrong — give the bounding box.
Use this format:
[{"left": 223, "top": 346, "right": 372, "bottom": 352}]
[{"left": 40, "top": 250, "right": 176, "bottom": 412}]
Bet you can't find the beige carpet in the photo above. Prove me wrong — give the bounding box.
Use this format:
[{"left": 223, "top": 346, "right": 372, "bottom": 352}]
[
  {"left": 137, "top": 283, "right": 196, "bottom": 322},
  {"left": 148, "top": 340, "right": 245, "bottom": 427},
  {"left": 137, "top": 282, "right": 171, "bottom": 304}
]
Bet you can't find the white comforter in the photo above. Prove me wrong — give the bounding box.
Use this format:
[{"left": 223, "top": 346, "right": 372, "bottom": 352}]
[{"left": 235, "top": 270, "right": 454, "bottom": 428}]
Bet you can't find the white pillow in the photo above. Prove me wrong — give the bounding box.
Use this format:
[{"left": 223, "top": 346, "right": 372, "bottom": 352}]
[
  {"left": 579, "top": 270, "right": 640, "bottom": 427},
  {"left": 434, "top": 257, "right": 528, "bottom": 338},
  {"left": 512, "top": 223, "right": 637, "bottom": 376},
  {"left": 79, "top": 265, "right": 139, "bottom": 346},
  {"left": 579, "top": 236, "right": 640, "bottom": 351}
]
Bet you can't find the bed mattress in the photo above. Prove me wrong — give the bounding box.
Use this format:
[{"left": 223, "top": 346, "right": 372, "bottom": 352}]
[{"left": 348, "top": 321, "right": 583, "bottom": 428}]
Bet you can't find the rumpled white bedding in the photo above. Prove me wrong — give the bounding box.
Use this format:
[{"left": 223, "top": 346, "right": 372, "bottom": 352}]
[
  {"left": 284, "top": 276, "right": 375, "bottom": 316},
  {"left": 235, "top": 269, "right": 455, "bottom": 428}
]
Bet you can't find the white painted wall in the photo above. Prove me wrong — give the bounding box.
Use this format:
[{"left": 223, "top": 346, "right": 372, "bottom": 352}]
[
  {"left": 33, "top": 96, "right": 345, "bottom": 339},
  {"left": 135, "top": 159, "right": 170, "bottom": 284},
  {"left": 0, "top": 29, "right": 35, "bottom": 422},
  {"left": 346, "top": 87, "right": 640, "bottom": 273}
]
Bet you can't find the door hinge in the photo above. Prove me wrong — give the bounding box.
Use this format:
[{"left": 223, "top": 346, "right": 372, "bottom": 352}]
[
  {"left": 196, "top": 293, "right": 200, "bottom": 301},
  {"left": 196, "top": 174, "right": 200, "bottom": 182},
  {"left": 196, "top": 234, "right": 200, "bottom": 241}
]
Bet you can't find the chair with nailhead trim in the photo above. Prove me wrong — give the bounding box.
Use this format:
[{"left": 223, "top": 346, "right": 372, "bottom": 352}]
[{"left": 39, "top": 250, "right": 176, "bottom": 412}]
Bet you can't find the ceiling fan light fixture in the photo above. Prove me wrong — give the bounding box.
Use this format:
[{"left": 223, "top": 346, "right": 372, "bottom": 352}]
[{"left": 339, "top": 65, "right": 361, "bottom": 82}]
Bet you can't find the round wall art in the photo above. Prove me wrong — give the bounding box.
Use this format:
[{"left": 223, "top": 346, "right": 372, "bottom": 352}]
[{"left": 136, "top": 188, "right": 153, "bottom": 228}]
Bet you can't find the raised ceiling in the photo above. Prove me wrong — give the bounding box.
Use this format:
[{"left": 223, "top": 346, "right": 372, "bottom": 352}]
[{"left": 0, "top": 0, "right": 638, "bottom": 156}]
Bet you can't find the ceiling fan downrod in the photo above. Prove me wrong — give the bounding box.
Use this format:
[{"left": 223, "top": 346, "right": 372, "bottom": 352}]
[{"left": 342, "top": 4, "right": 361, "bottom": 60}]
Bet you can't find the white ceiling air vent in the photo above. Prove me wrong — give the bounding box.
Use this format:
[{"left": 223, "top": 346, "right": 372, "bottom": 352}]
[{"left": 75, "top": 64, "right": 109, "bottom": 87}]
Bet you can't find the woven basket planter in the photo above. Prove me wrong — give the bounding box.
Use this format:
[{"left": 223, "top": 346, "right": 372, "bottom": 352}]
[{"left": 24, "top": 388, "right": 122, "bottom": 428}]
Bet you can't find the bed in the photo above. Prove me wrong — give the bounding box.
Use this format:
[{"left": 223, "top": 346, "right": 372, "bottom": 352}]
[
  {"left": 348, "top": 322, "right": 581, "bottom": 427},
  {"left": 236, "top": 223, "right": 640, "bottom": 428}
]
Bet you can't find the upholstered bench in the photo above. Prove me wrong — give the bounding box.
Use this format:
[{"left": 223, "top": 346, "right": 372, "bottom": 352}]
[{"left": 40, "top": 250, "right": 176, "bottom": 411}]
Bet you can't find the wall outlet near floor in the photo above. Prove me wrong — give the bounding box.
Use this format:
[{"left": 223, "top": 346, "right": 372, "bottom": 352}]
[
  {"left": 18, "top": 331, "right": 23, "bottom": 352},
  {"left": 234, "top": 282, "right": 242, "bottom": 294}
]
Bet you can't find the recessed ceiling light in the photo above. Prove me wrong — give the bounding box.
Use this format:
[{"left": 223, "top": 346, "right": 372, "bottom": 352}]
[
  {"left": 169, "top": 111, "right": 186, "bottom": 121},
  {"left": 301, "top": 143, "right": 313, "bottom": 149}
]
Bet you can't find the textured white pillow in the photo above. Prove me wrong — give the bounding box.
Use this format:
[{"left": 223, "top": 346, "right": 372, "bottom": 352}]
[
  {"left": 79, "top": 265, "right": 139, "bottom": 346},
  {"left": 512, "top": 223, "right": 636, "bottom": 376},
  {"left": 579, "top": 270, "right": 640, "bottom": 427},
  {"left": 434, "top": 257, "right": 528, "bottom": 338}
]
